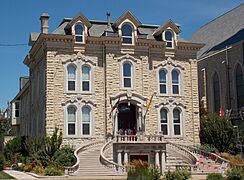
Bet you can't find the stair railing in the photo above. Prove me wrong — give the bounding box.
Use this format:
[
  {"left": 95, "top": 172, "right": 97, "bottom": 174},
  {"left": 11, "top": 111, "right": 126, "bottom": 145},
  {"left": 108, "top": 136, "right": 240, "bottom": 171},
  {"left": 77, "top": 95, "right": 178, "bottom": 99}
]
[
  {"left": 100, "top": 139, "right": 126, "bottom": 173},
  {"left": 64, "top": 141, "right": 103, "bottom": 175}
]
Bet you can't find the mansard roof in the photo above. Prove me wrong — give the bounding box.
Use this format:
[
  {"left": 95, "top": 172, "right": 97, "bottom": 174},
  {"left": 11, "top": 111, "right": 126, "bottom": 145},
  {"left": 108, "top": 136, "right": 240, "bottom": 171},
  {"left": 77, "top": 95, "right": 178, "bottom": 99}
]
[
  {"left": 153, "top": 19, "right": 181, "bottom": 36},
  {"left": 190, "top": 3, "right": 244, "bottom": 58}
]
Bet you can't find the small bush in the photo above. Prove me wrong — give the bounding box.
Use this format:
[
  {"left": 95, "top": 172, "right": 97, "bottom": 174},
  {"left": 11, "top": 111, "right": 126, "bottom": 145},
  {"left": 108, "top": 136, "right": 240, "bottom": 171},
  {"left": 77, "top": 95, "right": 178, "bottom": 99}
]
[
  {"left": 226, "top": 168, "right": 244, "bottom": 180},
  {"left": 32, "top": 164, "right": 45, "bottom": 175},
  {"left": 0, "top": 153, "right": 5, "bottom": 171},
  {"left": 206, "top": 173, "right": 224, "bottom": 180},
  {"left": 164, "top": 170, "right": 191, "bottom": 180},
  {"left": 21, "top": 163, "right": 33, "bottom": 172},
  {"left": 53, "top": 146, "right": 75, "bottom": 166},
  {"left": 44, "top": 165, "right": 63, "bottom": 176}
]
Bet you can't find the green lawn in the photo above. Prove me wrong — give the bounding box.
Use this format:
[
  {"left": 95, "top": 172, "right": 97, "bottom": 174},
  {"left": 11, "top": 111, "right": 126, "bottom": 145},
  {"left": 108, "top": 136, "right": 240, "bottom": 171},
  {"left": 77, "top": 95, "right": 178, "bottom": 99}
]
[{"left": 0, "top": 171, "right": 14, "bottom": 179}]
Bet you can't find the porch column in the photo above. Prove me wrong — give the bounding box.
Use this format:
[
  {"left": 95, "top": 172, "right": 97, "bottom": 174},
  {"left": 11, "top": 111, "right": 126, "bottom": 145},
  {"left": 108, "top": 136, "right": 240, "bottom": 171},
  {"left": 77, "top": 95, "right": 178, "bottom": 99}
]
[
  {"left": 138, "top": 107, "right": 142, "bottom": 131},
  {"left": 161, "top": 151, "right": 166, "bottom": 174},
  {"left": 117, "top": 152, "right": 122, "bottom": 165},
  {"left": 155, "top": 151, "right": 160, "bottom": 167},
  {"left": 124, "top": 151, "right": 129, "bottom": 165}
]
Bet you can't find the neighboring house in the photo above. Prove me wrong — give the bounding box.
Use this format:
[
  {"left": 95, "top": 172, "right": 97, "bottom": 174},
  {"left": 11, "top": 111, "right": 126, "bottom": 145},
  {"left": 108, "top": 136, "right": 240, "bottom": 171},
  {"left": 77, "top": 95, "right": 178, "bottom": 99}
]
[
  {"left": 11, "top": 11, "right": 203, "bottom": 173},
  {"left": 190, "top": 3, "right": 244, "bottom": 125}
]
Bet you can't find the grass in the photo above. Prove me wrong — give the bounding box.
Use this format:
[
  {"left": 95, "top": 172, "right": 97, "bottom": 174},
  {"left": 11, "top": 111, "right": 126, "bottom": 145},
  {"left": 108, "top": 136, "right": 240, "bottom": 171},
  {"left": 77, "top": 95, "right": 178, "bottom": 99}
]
[{"left": 0, "top": 171, "right": 15, "bottom": 179}]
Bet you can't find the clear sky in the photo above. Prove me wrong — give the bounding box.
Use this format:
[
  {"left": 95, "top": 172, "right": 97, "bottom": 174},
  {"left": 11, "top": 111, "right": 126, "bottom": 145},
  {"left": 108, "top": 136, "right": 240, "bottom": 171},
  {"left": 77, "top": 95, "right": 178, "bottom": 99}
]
[{"left": 0, "top": 0, "right": 243, "bottom": 109}]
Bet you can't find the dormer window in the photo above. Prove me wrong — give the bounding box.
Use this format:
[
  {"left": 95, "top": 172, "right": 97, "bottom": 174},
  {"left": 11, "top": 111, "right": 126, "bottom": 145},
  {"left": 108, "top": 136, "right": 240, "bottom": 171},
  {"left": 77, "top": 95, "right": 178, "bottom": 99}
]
[
  {"left": 75, "top": 24, "right": 84, "bottom": 42},
  {"left": 164, "top": 30, "right": 174, "bottom": 48},
  {"left": 121, "top": 23, "right": 133, "bottom": 44}
]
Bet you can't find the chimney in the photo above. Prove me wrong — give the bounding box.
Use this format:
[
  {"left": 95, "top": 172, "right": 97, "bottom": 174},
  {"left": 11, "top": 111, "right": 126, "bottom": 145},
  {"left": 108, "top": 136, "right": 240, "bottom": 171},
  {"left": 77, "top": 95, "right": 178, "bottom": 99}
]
[
  {"left": 106, "top": 12, "right": 111, "bottom": 27},
  {"left": 40, "top": 13, "right": 50, "bottom": 34}
]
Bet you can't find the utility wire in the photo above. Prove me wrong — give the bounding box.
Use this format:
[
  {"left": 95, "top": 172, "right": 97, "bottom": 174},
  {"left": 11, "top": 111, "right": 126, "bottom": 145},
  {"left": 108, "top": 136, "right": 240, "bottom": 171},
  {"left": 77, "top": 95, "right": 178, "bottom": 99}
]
[{"left": 0, "top": 43, "right": 28, "bottom": 47}]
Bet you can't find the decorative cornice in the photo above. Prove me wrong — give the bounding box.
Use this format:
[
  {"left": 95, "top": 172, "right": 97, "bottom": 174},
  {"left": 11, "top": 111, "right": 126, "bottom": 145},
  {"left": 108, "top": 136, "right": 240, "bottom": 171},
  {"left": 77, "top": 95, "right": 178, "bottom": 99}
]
[
  {"left": 177, "top": 42, "right": 204, "bottom": 51},
  {"left": 61, "top": 96, "right": 96, "bottom": 107},
  {"left": 114, "top": 53, "right": 140, "bottom": 63},
  {"left": 62, "top": 51, "right": 97, "bottom": 66},
  {"left": 154, "top": 57, "right": 185, "bottom": 70},
  {"left": 155, "top": 99, "right": 186, "bottom": 109}
]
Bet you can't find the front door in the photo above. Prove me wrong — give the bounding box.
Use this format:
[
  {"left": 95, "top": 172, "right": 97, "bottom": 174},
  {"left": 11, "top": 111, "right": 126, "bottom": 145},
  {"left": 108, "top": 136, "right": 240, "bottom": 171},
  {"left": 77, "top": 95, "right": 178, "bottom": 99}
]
[{"left": 117, "top": 103, "right": 137, "bottom": 134}]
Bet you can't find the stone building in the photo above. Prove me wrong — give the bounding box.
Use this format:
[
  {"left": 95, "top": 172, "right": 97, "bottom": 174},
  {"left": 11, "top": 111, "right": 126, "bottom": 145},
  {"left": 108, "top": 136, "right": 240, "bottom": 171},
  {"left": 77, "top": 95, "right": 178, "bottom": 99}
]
[
  {"left": 190, "top": 4, "right": 244, "bottom": 125},
  {"left": 11, "top": 11, "right": 203, "bottom": 174}
]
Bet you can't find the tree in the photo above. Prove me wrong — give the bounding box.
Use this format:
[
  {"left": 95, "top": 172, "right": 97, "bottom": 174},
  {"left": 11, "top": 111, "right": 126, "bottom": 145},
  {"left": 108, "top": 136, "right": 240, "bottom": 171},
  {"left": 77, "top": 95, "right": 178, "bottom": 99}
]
[{"left": 200, "top": 113, "right": 235, "bottom": 152}]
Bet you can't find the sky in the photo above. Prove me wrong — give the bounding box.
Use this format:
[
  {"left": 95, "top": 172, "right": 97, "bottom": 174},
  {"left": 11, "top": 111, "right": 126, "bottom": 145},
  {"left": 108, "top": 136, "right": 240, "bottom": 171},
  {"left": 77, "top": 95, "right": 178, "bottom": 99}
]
[{"left": 0, "top": 0, "right": 243, "bottom": 109}]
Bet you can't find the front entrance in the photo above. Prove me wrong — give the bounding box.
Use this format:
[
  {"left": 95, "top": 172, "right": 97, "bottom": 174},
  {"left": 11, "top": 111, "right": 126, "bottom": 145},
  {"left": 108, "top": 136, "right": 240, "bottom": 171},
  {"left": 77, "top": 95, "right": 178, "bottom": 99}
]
[
  {"left": 130, "top": 154, "right": 149, "bottom": 163},
  {"left": 117, "top": 103, "right": 137, "bottom": 135}
]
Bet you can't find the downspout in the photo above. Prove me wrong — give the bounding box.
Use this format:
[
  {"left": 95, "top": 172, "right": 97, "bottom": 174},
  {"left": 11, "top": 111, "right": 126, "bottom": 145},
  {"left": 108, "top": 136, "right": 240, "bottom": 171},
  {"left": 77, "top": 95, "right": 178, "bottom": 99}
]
[{"left": 103, "top": 44, "right": 107, "bottom": 140}]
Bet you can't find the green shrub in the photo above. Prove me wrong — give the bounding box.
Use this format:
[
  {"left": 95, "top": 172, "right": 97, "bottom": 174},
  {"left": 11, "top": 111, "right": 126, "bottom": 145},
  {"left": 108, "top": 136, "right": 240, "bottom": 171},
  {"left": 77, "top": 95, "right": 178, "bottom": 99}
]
[
  {"left": 4, "top": 137, "right": 23, "bottom": 161},
  {"left": 164, "top": 170, "right": 191, "bottom": 180},
  {"left": 53, "top": 146, "right": 76, "bottom": 167},
  {"left": 44, "top": 164, "right": 63, "bottom": 176},
  {"left": 0, "top": 153, "right": 5, "bottom": 171},
  {"left": 128, "top": 167, "right": 160, "bottom": 180},
  {"left": 206, "top": 173, "right": 224, "bottom": 180},
  {"left": 32, "top": 164, "right": 45, "bottom": 175},
  {"left": 226, "top": 168, "right": 244, "bottom": 180},
  {"left": 21, "top": 163, "right": 33, "bottom": 172}
]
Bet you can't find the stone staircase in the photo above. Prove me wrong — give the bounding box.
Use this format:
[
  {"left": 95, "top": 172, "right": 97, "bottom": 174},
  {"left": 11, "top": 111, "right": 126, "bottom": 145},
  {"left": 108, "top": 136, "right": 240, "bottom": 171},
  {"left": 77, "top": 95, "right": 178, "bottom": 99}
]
[{"left": 74, "top": 142, "right": 123, "bottom": 176}]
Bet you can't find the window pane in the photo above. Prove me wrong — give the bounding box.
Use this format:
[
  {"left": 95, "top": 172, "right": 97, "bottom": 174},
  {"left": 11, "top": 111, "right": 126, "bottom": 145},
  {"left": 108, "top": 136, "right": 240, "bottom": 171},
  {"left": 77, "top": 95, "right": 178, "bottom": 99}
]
[
  {"left": 68, "top": 66, "right": 76, "bottom": 80},
  {"left": 122, "top": 24, "right": 132, "bottom": 36},
  {"left": 82, "top": 66, "right": 90, "bottom": 80},
  {"left": 165, "top": 31, "right": 173, "bottom": 41},
  {"left": 173, "top": 109, "right": 180, "bottom": 123},
  {"left": 68, "top": 107, "right": 76, "bottom": 122},
  {"left": 122, "top": 37, "right": 132, "bottom": 44},
  {"left": 174, "top": 125, "right": 181, "bottom": 135},
  {"left": 83, "top": 124, "right": 90, "bottom": 135},
  {"left": 172, "top": 71, "right": 179, "bottom": 83},
  {"left": 172, "top": 85, "right": 179, "bottom": 94},
  {"left": 68, "top": 81, "right": 75, "bottom": 91},
  {"left": 160, "top": 84, "right": 166, "bottom": 94},
  {"left": 68, "top": 124, "right": 75, "bottom": 135},
  {"left": 82, "top": 107, "right": 90, "bottom": 122},
  {"left": 161, "top": 125, "right": 168, "bottom": 135},
  {"left": 213, "top": 73, "right": 220, "bottom": 112},
  {"left": 123, "top": 63, "right": 131, "bottom": 77},
  {"left": 160, "top": 109, "right": 167, "bottom": 123},
  {"left": 15, "top": 110, "right": 19, "bottom": 117},
  {"left": 82, "top": 82, "right": 90, "bottom": 91},
  {"left": 75, "top": 24, "right": 83, "bottom": 35},
  {"left": 75, "top": 36, "right": 83, "bottom": 42},
  {"left": 124, "top": 78, "right": 131, "bottom": 88},
  {"left": 15, "top": 102, "right": 19, "bottom": 109},
  {"left": 159, "top": 70, "right": 166, "bottom": 83},
  {"left": 166, "top": 42, "right": 172, "bottom": 48}
]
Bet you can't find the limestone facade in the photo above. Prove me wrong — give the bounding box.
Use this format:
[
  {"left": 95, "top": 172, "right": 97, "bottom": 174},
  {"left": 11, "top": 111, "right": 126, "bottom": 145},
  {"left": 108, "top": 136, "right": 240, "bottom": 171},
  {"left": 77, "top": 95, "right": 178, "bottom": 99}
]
[{"left": 11, "top": 11, "right": 202, "bottom": 148}]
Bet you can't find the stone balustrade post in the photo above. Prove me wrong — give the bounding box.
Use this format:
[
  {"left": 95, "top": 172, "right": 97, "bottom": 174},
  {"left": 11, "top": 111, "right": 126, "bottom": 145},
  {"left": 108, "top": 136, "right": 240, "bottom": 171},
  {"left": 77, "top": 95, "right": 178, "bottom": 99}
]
[
  {"left": 161, "top": 151, "right": 166, "bottom": 174},
  {"left": 155, "top": 151, "right": 160, "bottom": 168}
]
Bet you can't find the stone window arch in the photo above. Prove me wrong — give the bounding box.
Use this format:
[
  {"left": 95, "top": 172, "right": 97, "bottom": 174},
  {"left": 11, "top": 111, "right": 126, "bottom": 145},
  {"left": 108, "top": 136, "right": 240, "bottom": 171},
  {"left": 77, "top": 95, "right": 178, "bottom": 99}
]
[
  {"left": 172, "top": 69, "right": 180, "bottom": 94},
  {"left": 159, "top": 69, "right": 167, "bottom": 94},
  {"left": 67, "top": 105, "right": 77, "bottom": 135},
  {"left": 81, "top": 65, "right": 91, "bottom": 92},
  {"left": 81, "top": 105, "right": 92, "bottom": 136},
  {"left": 160, "top": 108, "right": 169, "bottom": 135},
  {"left": 173, "top": 108, "right": 182, "bottom": 136},
  {"left": 67, "top": 64, "right": 77, "bottom": 91},
  {"left": 122, "top": 61, "right": 133, "bottom": 88}
]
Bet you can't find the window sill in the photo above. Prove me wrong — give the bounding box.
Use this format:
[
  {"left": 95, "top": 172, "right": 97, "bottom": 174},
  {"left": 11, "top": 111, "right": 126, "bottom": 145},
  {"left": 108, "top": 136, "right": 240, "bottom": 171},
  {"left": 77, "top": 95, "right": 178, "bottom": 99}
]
[
  {"left": 157, "top": 94, "right": 182, "bottom": 97},
  {"left": 63, "top": 135, "right": 95, "bottom": 139}
]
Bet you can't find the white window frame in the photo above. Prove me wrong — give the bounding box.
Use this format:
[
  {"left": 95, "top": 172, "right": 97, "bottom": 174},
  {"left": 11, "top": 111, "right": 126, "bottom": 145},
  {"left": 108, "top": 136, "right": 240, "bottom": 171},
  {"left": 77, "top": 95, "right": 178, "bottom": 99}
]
[
  {"left": 72, "top": 21, "right": 87, "bottom": 44},
  {"left": 81, "top": 105, "right": 92, "bottom": 136},
  {"left": 122, "top": 61, "right": 133, "bottom": 89},
  {"left": 160, "top": 108, "right": 169, "bottom": 136},
  {"left": 171, "top": 69, "right": 180, "bottom": 95},
  {"left": 159, "top": 69, "right": 168, "bottom": 94},
  {"left": 81, "top": 65, "right": 91, "bottom": 92},
  {"left": 173, "top": 108, "right": 182, "bottom": 136},
  {"left": 163, "top": 30, "right": 174, "bottom": 49},
  {"left": 121, "top": 23, "right": 133, "bottom": 45},
  {"left": 118, "top": 20, "right": 136, "bottom": 45},
  {"left": 67, "top": 64, "right": 77, "bottom": 92},
  {"left": 67, "top": 106, "right": 77, "bottom": 136}
]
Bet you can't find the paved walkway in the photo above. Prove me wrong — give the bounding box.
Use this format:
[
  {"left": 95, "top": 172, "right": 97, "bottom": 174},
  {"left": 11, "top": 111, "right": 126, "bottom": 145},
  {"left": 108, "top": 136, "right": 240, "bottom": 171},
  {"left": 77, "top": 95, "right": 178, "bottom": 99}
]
[{"left": 4, "top": 170, "right": 37, "bottom": 179}]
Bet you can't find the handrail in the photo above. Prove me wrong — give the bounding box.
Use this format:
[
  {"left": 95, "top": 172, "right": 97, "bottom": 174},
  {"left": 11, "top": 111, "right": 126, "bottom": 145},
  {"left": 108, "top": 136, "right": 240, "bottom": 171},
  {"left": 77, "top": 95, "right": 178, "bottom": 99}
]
[
  {"left": 100, "top": 139, "right": 126, "bottom": 173},
  {"left": 180, "top": 144, "right": 229, "bottom": 165},
  {"left": 116, "top": 134, "right": 165, "bottom": 142},
  {"left": 64, "top": 141, "right": 104, "bottom": 175},
  {"left": 166, "top": 141, "right": 199, "bottom": 171}
]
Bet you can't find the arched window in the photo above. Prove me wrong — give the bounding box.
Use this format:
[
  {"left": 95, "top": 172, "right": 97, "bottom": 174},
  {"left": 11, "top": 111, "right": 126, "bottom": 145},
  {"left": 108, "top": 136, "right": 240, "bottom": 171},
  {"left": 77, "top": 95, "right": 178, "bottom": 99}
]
[
  {"left": 121, "top": 23, "right": 133, "bottom": 44},
  {"left": 82, "top": 65, "right": 91, "bottom": 91},
  {"left": 213, "top": 72, "right": 220, "bottom": 112},
  {"left": 82, "top": 106, "right": 91, "bottom": 135},
  {"left": 165, "top": 31, "right": 173, "bottom": 48},
  {"left": 236, "top": 65, "right": 244, "bottom": 108},
  {"left": 67, "top": 65, "right": 76, "bottom": 91},
  {"left": 172, "top": 70, "right": 179, "bottom": 94},
  {"left": 123, "top": 62, "right": 132, "bottom": 88},
  {"left": 75, "top": 24, "right": 84, "bottom": 42},
  {"left": 67, "top": 106, "right": 76, "bottom": 135},
  {"left": 173, "top": 108, "right": 181, "bottom": 135},
  {"left": 159, "top": 69, "right": 167, "bottom": 94},
  {"left": 160, "top": 108, "right": 168, "bottom": 135}
]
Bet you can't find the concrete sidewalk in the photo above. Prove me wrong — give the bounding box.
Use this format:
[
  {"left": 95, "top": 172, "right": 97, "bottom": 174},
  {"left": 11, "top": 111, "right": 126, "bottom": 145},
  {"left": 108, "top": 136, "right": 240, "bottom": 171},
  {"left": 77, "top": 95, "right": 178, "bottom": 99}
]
[{"left": 4, "top": 170, "right": 37, "bottom": 179}]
